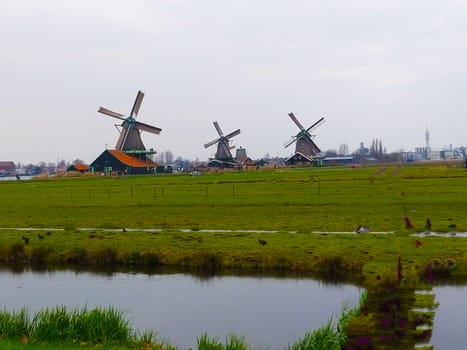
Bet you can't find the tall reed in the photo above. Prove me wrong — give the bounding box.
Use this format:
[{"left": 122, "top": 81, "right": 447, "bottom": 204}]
[
  {"left": 0, "top": 305, "right": 132, "bottom": 346},
  {"left": 289, "top": 290, "right": 368, "bottom": 350},
  {"left": 197, "top": 333, "right": 249, "bottom": 350},
  {"left": 0, "top": 307, "right": 30, "bottom": 338}
]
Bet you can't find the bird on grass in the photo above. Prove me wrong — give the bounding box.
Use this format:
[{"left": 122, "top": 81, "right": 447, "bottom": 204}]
[
  {"left": 425, "top": 218, "right": 432, "bottom": 230},
  {"left": 448, "top": 223, "right": 457, "bottom": 229},
  {"left": 404, "top": 216, "right": 415, "bottom": 229},
  {"left": 38, "top": 233, "right": 44, "bottom": 239},
  {"left": 21, "top": 235, "right": 30, "bottom": 244},
  {"left": 355, "top": 225, "right": 371, "bottom": 234},
  {"left": 258, "top": 238, "right": 267, "bottom": 246}
]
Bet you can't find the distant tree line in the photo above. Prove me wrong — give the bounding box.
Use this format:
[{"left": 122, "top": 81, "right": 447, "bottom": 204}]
[{"left": 323, "top": 138, "right": 401, "bottom": 163}]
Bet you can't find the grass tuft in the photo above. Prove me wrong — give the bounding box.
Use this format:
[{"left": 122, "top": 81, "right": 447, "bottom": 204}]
[
  {"left": 0, "top": 306, "right": 132, "bottom": 346},
  {"left": 197, "top": 333, "right": 249, "bottom": 350}
]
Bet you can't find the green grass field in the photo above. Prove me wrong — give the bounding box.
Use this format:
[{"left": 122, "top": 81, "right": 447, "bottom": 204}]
[
  {"left": 0, "top": 164, "right": 465, "bottom": 276},
  {"left": 1, "top": 164, "right": 465, "bottom": 232},
  {"left": 0, "top": 163, "right": 466, "bottom": 349}
]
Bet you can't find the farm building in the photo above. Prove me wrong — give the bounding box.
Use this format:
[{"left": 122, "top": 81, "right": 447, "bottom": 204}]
[
  {"left": 285, "top": 152, "right": 314, "bottom": 166},
  {"left": 255, "top": 159, "right": 269, "bottom": 167},
  {"left": 240, "top": 158, "right": 269, "bottom": 168},
  {"left": 207, "top": 159, "right": 237, "bottom": 168},
  {"left": 0, "top": 161, "right": 16, "bottom": 176},
  {"left": 322, "top": 156, "right": 354, "bottom": 166},
  {"left": 67, "top": 164, "right": 90, "bottom": 173},
  {"left": 90, "top": 149, "right": 159, "bottom": 175}
]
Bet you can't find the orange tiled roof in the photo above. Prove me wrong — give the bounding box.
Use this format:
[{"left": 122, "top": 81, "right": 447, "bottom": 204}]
[
  {"left": 108, "top": 150, "right": 158, "bottom": 168},
  {"left": 73, "top": 164, "right": 89, "bottom": 171}
]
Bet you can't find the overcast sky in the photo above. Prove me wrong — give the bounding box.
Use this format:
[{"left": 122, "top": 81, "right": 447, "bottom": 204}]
[{"left": 1, "top": 0, "right": 466, "bottom": 165}]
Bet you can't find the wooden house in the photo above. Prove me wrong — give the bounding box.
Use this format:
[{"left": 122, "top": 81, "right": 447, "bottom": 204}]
[
  {"left": 90, "top": 149, "right": 159, "bottom": 175},
  {"left": 66, "top": 164, "right": 90, "bottom": 173},
  {"left": 285, "top": 152, "right": 313, "bottom": 166}
]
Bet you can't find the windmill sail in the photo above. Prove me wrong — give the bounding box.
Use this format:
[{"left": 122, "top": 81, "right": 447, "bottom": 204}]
[
  {"left": 204, "top": 121, "right": 241, "bottom": 162},
  {"left": 98, "top": 90, "right": 162, "bottom": 152},
  {"left": 285, "top": 112, "right": 325, "bottom": 157}
]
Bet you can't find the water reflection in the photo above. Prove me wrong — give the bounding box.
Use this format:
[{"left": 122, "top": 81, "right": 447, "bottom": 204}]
[
  {"left": 0, "top": 268, "right": 361, "bottom": 349},
  {"left": 432, "top": 285, "right": 467, "bottom": 350}
]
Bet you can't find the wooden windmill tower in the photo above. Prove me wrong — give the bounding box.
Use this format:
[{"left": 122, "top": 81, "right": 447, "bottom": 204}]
[
  {"left": 285, "top": 113, "right": 325, "bottom": 164},
  {"left": 204, "top": 121, "right": 241, "bottom": 166},
  {"left": 98, "top": 90, "right": 162, "bottom": 155}
]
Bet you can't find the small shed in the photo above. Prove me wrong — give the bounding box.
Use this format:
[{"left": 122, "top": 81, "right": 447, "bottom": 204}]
[
  {"left": 67, "top": 164, "right": 89, "bottom": 173},
  {"left": 255, "top": 159, "right": 269, "bottom": 167}
]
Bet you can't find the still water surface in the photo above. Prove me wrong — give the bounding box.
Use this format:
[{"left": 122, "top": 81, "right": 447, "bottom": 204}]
[
  {"left": 432, "top": 285, "right": 467, "bottom": 350},
  {"left": 0, "top": 269, "right": 361, "bottom": 349}
]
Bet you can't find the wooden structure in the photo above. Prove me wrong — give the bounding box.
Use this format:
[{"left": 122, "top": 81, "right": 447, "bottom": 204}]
[
  {"left": 235, "top": 147, "right": 248, "bottom": 163},
  {"left": 284, "top": 112, "right": 325, "bottom": 166},
  {"left": 97, "top": 90, "right": 161, "bottom": 157},
  {"left": 285, "top": 152, "right": 314, "bottom": 166},
  {"left": 66, "top": 164, "right": 89, "bottom": 173},
  {"left": 92, "top": 90, "right": 163, "bottom": 174},
  {"left": 204, "top": 121, "right": 241, "bottom": 167},
  {"left": 90, "top": 149, "right": 159, "bottom": 175}
]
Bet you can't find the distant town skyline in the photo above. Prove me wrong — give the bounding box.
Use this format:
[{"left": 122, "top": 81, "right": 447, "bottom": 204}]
[{"left": 1, "top": 1, "right": 466, "bottom": 165}]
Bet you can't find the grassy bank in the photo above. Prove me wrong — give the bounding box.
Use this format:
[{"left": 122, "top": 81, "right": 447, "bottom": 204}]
[{"left": 0, "top": 164, "right": 465, "bottom": 278}]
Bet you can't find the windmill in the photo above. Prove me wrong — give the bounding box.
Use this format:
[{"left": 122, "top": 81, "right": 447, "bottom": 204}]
[
  {"left": 204, "top": 121, "right": 241, "bottom": 162},
  {"left": 284, "top": 113, "right": 325, "bottom": 157},
  {"left": 98, "top": 90, "right": 162, "bottom": 153}
]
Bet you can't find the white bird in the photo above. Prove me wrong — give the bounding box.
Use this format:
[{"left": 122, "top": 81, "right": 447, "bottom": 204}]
[{"left": 355, "top": 225, "right": 371, "bottom": 233}]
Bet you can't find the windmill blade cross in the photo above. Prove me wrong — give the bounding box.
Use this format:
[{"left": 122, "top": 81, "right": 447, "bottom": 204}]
[
  {"left": 284, "top": 137, "right": 297, "bottom": 148},
  {"left": 130, "top": 90, "right": 145, "bottom": 117},
  {"left": 204, "top": 137, "right": 221, "bottom": 149},
  {"left": 98, "top": 107, "right": 126, "bottom": 120},
  {"left": 306, "top": 117, "right": 325, "bottom": 133},
  {"left": 224, "top": 129, "right": 241, "bottom": 140},
  {"left": 213, "top": 121, "right": 224, "bottom": 136},
  {"left": 288, "top": 113, "right": 305, "bottom": 130},
  {"left": 134, "top": 120, "right": 162, "bottom": 135}
]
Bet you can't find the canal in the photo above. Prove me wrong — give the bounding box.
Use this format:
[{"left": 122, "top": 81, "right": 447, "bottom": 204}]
[{"left": 0, "top": 268, "right": 362, "bottom": 349}]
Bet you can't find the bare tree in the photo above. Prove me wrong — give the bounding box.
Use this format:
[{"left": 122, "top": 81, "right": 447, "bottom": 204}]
[
  {"left": 338, "top": 143, "right": 349, "bottom": 156},
  {"left": 156, "top": 153, "right": 165, "bottom": 164},
  {"left": 164, "top": 151, "right": 174, "bottom": 164}
]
